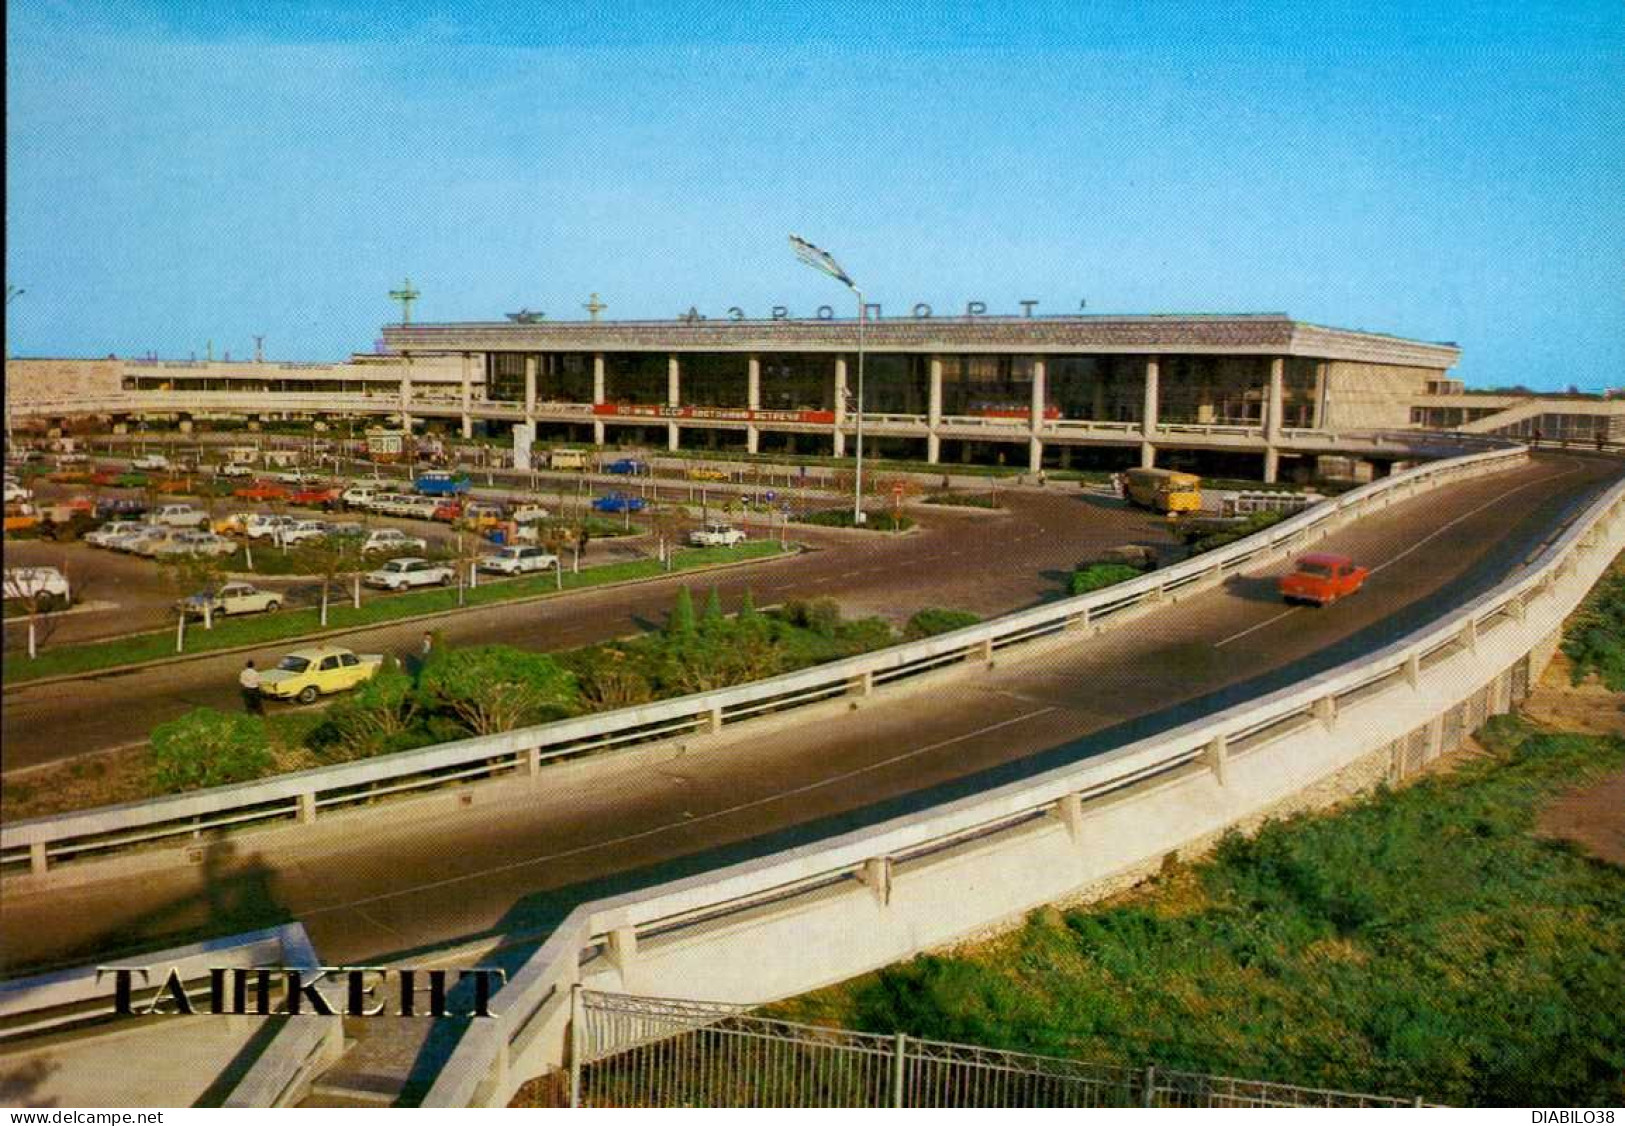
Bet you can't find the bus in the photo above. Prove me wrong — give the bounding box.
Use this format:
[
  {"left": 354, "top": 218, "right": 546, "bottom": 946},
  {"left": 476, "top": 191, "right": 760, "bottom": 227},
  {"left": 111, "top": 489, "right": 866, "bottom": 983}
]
[{"left": 1123, "top": 467, "right": 1202, "bottom": 515}]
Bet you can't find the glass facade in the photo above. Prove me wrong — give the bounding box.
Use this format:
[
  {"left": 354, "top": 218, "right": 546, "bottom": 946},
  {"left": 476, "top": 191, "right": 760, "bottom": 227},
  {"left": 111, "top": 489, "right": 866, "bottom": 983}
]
[
  {"left": 758, "top": 353, "right": 836, "bottom": 412},
  {"left": 681, "top": 354, "right": 750, "bottom": 408},
  {"left": 604, "top": 353, "right": 669, "bottom": 405},
  {"left": 939, "top": 355, "right": 1036, "bottom": 417},
  {"left": 538, "top": 353, "right": 595, "bottom": 403},
  {"left": 861, "top": 354, "right": 930, "bottom": 415},
  {"left": 488, "top": 352, "right": 527, "bottom": 402},
  {"left": 1045, "top": 356, "right": 1145, "bottom": 421}
]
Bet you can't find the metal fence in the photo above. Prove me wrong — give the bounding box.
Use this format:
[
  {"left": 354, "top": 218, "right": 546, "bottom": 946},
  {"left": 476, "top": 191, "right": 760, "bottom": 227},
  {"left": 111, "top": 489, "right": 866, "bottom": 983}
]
[{"left": 564, "top": 990, "right": 1425, "bottom": 1109}]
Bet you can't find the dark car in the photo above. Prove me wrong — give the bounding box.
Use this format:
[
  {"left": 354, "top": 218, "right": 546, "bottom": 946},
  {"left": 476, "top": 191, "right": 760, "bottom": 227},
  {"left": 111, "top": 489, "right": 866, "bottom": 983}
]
[
  {"left": 607, "top": 457, "right": 648, "bottom": 475},
  {"left": 592, "top": 492, "right": 647, "bottom": 514}
]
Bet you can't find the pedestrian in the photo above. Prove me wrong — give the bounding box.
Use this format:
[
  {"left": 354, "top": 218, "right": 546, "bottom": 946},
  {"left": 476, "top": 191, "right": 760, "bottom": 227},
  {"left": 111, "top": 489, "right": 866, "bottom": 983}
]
[
  {"left": 238, "top": 659, "right": 263, "bottom": 715},
  {"left": 421, "top": 631, "right": 434, "bottom": 658}
]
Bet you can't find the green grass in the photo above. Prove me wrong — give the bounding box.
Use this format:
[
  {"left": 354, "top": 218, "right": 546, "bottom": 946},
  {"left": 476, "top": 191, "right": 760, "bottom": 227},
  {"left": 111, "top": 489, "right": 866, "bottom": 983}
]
[
  {"left": 773, "top": 718, "right": 1625, "bottom": 1107},
  {"left": 2, "top": 540, "right": 790, "bottom": 684},
  {"left": 1561, "top": 560, "right": 1625, "bottom": 690},
  {"left": 796, "top": 509, "right": 915, "bottom": 531},
  {"left": 924, "top": 493, "right": 1000, "bottom": 509}
]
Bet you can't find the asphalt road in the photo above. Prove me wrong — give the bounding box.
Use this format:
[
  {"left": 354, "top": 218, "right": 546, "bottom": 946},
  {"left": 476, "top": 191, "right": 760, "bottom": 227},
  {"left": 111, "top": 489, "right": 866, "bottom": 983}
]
[
  {"left": 1, "top": 488, "right": 1180, "bottom": 771},
  {"left": 4, "top": 452, "right": 1617, "bottom": 976}
]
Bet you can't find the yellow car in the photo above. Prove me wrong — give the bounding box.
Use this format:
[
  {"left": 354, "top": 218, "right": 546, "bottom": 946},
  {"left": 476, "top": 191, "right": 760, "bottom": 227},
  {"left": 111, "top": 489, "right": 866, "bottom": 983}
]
[
  {"left": 685, "top": 466, "right": 729, "bottom": 481},
  {"left": 258, "top": 645, "right": 384, "bottom": 705}
]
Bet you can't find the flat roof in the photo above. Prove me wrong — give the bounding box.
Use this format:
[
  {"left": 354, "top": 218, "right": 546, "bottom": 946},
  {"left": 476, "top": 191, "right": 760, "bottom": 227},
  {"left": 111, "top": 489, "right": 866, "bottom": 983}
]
[{"left": 383, "top": 313, "right": 1459, "bottom": 368}]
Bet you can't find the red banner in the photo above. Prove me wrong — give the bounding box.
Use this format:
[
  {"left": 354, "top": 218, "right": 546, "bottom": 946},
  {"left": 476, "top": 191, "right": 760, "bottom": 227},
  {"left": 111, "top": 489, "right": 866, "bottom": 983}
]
[{"left": 592, "top": 404, "right": 836, "bottom": 425}]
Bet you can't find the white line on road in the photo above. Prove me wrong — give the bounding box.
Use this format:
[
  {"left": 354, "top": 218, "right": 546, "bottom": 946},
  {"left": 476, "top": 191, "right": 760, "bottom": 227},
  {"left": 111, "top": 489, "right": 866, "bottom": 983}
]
[
  {"left": 1213, "top": 606, "right": 1301, "bottom": 649},
  {"left": 304, "top": 705, "right": 1060, "bottom": 917}
]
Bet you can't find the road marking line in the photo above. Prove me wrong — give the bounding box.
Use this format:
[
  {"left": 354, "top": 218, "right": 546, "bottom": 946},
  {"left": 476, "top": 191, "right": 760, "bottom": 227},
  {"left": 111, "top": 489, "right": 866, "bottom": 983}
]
[
  {"left": 303, "top": 705, "right": 1059, "bottom": 917},
  {"left": 1214, "top": 606, "right": 1301, "bottom": 648}
]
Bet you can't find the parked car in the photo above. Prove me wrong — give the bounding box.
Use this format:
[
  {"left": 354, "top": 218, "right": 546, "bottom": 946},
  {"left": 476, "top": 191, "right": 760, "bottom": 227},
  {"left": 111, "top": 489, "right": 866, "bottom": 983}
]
[
  {"left": 413, "top": 470, "right": 471, "bottom": 497},
  {"left": 3, "top": 566, "right": 72, "bottom": 610},
  {"left": 478, "top": 544, "right": 559, "bottom": 575},
  {"left": 320, "top": 521, "right": 367, "bottom": 540},
  {"left": 85, "top": 519, "right": 145, "bottom": 548},
  {"left": 244, "top": 513, "right": 301, "bottom": 541},
  {"left": 217, "top": 462, "right": 255, "bottom": 478},
  {"left": 340, "top": 484, "right": 379, "bottom": 508},
  {"left": 279, "top": 520, "right": 329, "bottom": 545},
  {"left": 592, "top": 492, "right": 646, "bottom": 513},
  {"left": 213, "top": 511, "right": 256, "bottom": 535},
  {"left": 511, "top": 504, "right": 551, "bottom": 524},
  {"left": 4, "top": 481, "right": 33, "bottom": 503},
  {"left": 95, "top": 497, "right": 148, "bottom": 520},
  {"left": 606, "top": 457, "right": 648, "bottom": 475},
  {"left": 258, "top": 645, "right": 383, "bottom": 705},
  {"left": 361, "top": 528, "right": 429, "bottom": 554},
  {"left": 128, "top": 529, "right": 186, "bottom": 558},
  {"left": 178, "top": 581, "right": 282, "bottom": 618},
  {"left": 685, "top": 465, "right": 729, "bottom": 481},
  {"left": 364, "top": 557, "right": 454, "bottom": 591},
  {"left": 150, "top": 503, "right": 211, "bottom": 529},
  {"left": 131, "top": 454, "right": 170, "bottom": 471},
  {"left": 1279, "top": 553, "right": 1370, "bottom": 605},
  {"left": 548, "top": 449, "right": 587, "bottom": 471},
  {"left": 151, "top": 530, "right": 239, "bottom": 558},
  {"left": 104, "top": 523, "right": 164, "bottom": 553},
  {"left": 688, "top": 522, "right": 747, "bottom": 547},
  {"left": 431, "top": 499, "right": 465, "bottom": 522},
  {"left": 55, "top": 452, "right": 90, "bottom": 466},
  {"left": 289, "top": 485, "right": 340, "bottom": 509},
  {"left": 233, "top": 480, "right": 290, "bottom": 502}
]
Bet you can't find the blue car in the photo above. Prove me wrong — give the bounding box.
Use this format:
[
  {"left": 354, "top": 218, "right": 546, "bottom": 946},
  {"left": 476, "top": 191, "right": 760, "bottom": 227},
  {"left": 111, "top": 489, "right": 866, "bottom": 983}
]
[
  {"left": 592, "top": 492, "right": 647, "bottom": 513},
  {"left": 606, "top": 457, "right": 648, "bottom": 475}
]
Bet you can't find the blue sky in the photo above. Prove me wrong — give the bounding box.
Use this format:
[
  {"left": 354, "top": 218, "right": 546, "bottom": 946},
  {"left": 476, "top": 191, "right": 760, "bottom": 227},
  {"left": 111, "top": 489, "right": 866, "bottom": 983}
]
[{"left": 6, "top": 1, "right": 1622, "bottom": 390}]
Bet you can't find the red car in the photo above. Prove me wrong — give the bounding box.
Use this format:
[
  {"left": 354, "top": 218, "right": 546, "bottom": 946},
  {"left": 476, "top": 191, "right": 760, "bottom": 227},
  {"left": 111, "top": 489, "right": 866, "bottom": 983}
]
[
  {"left": 1279, "top": 553, "right": 1370, "bottom": 605},
  {"left": 233, "top": 480, "right": 290, "bottom": 502},
  {"left": 431, "top": 499, "right": 464, "bottom": 522},
  {"left": 289, "top": 485, "right": 340, "bottom": 508}
]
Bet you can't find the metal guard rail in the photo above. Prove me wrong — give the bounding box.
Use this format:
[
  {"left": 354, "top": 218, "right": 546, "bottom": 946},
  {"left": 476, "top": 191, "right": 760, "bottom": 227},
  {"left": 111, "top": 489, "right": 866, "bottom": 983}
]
[
  {"left": 0, "top": 441, "right": 1527, "bottom": 874},
  {"left": 423, "top": 459, "right": 1623, "bottom": 1107}
]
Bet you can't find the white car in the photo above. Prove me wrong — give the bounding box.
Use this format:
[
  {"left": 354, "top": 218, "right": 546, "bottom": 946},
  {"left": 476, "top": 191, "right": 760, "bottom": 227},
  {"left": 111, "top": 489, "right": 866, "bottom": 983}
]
[
  {"left": 151, "top": 503, "right": 211, "bottom": 529},
  {"left": 131, "top": 454, "right": 170, "bottom": 471},
  {"left": 3, "top": 566, "right": 71, "bottom": 609},
  {"left": 279, "top": 520, "right": 329, "bottom": 545},
  {"left": 341, "top": 485, "right": 378, "bottom": 508},
  {"left": 244, "top": 514, "right": 301, "bottom": 541},
  {"left": 178, "top": 581, "right": 282, "bottom": 618},
  {"left": 105, "top": 523, "right": 162, "bottom": 552},
  {"left": 688, "top": 522, "right": 747, "bottom": 547},
  {"left": 511, "top": 504, "right": 551, "bottom": 524},
  {"left": 151, "top": 530, "right": 239, "bottom": 558},
  {"left": 4, "top": 481, "right": 32, "bottom": 504},
  {"left": 55, "top": 452, "right": 90, "bottom": 467},
  {"left": 363, "top": 557, "right": 454, "bottom": 591},
  {"left": 362, "top": 528, "right": 429, "bottom": 554},
  {"left": 478, "top": 545, "right": 559, "bottom": 575},
  {"left": 217, "top": 462, "right": 255, "bottom": 478},
  {"left": 85, "top": 519, "right": 144, "bottom": 548}
]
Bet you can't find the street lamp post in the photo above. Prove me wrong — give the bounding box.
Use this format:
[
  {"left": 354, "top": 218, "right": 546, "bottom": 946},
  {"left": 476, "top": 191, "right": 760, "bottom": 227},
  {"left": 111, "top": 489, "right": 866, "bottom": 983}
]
[{"left": 789, "top": 235, "right": 867, "bottom": 526}]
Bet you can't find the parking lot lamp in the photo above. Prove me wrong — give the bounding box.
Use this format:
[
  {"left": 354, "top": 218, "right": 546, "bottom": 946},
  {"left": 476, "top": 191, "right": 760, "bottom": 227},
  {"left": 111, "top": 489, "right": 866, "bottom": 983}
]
[{"left": 789, "top": 235, "right": 867, "bottom": 526}]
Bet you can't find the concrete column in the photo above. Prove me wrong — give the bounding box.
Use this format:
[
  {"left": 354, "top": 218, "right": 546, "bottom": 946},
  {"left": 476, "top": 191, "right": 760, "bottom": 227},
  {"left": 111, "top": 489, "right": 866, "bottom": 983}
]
[
  {"left": 1141, "top": 356, "right": 1159, "bottom": 440},
  {"left": 1029, "top": 436, "right": 1043, "bottom": 472},
  {"left": 667, "top": 423, "right": 680, "bottom": 451},
  {"left": 1029, "top": 357, "right": 1047, "bottom": 432},
  {"left": 833, "top": 355, "right": 848, "bottom": 457},
  {"left": 747, "top": 354, "right": 761, "bottom": 453},
  {"left": 1263, "top": 355, "right": 1284, "bottom": 482},
  {"left": 592, "top": 352, "right": 606, "bottom": 445},
  {"left": 400, "top": 352, "right": 414, "bottom": 432},
  {"left": 1312, "top": 361, "right": 1329, "bottom": 429},
  {"left": 928, "top": 355, "right": 943, "bottom": 427},
  {"left": 523, "top": 354, "right": 537, "bottom": 420},
  {"left": 460, "top": 353, "right": 473, "bottom": 439},
  {"left": 1091, "top": 380, "right": 1107, "bottom": 421},
  {"left": 667, "top": 354, "right": 680, "bottom": 407}
]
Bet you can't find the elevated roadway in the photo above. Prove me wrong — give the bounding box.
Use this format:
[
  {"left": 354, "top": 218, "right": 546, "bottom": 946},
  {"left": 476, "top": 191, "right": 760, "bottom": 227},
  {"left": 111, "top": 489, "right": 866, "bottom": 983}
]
[{"left": 3, "top": 452, "right": 1617, "bottom": 980}]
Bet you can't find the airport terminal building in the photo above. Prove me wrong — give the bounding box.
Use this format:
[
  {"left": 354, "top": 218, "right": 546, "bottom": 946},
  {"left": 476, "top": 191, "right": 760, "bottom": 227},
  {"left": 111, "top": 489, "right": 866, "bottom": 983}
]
[{"left": 9, "top": 312, "right": 1617, "bottom": 480}]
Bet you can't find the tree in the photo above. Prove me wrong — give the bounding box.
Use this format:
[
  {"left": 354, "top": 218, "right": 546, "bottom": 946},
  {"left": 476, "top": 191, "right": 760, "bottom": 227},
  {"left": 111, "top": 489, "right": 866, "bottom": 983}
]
[
  {"left": 149, "top": 707, "right": 273, "bottom": 792},
  {"left": 3, "top": 561, "right": 73, "bottom": 659},
  {"left": 159, "top": 547, "right": 230, "bottom": 639},
  {"left": 416, "top": 645, "right": 578, "bottom": 736},
  {"left": 304, "top": 529, "right": 367, "bottom": 627},
  {"left": 645, "top": 502, "right": 687, "bottom": 569},
  {"left": 667, "top": 586, "right": 696, "bottom": 639}
]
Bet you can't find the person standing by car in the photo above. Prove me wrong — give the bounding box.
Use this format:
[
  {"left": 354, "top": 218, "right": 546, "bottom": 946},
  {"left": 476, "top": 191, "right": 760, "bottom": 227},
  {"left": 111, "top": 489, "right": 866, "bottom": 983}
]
[{"left": 238, "top": 659, "right": 263, "bottom": 714}]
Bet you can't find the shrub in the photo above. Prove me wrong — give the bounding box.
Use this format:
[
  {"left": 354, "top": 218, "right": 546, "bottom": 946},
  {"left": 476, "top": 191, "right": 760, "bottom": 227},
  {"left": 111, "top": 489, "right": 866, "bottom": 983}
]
[
  {"left": 1070, "top": 563, "right": 1143, "bottom": 596},
  {"left": 417, "top": 645, "right": 578, "bottom": 735},
  {"left": 781, "top": 597, "right": 843, "bottom": 637},
  {"left": 924, "top": 493, "right": 999, "bottom": 509},
  {"left": 1561, "top": 566, "right": 1625, "bottom": 690},
  {"left": 797, "top": 509, "right": 915, "bottom": 532},
  {"left": 904, "top": 608, "right": 982, "bottom": 639},
  {"left": 311, "top": 667, "right": 421, "bottom": 762},
  {"left": 149, "top": 708, "right": 275, "bottom": 792},
  {"left": 1184, "top": 510, "right": 1285, "bottom": 556}
]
